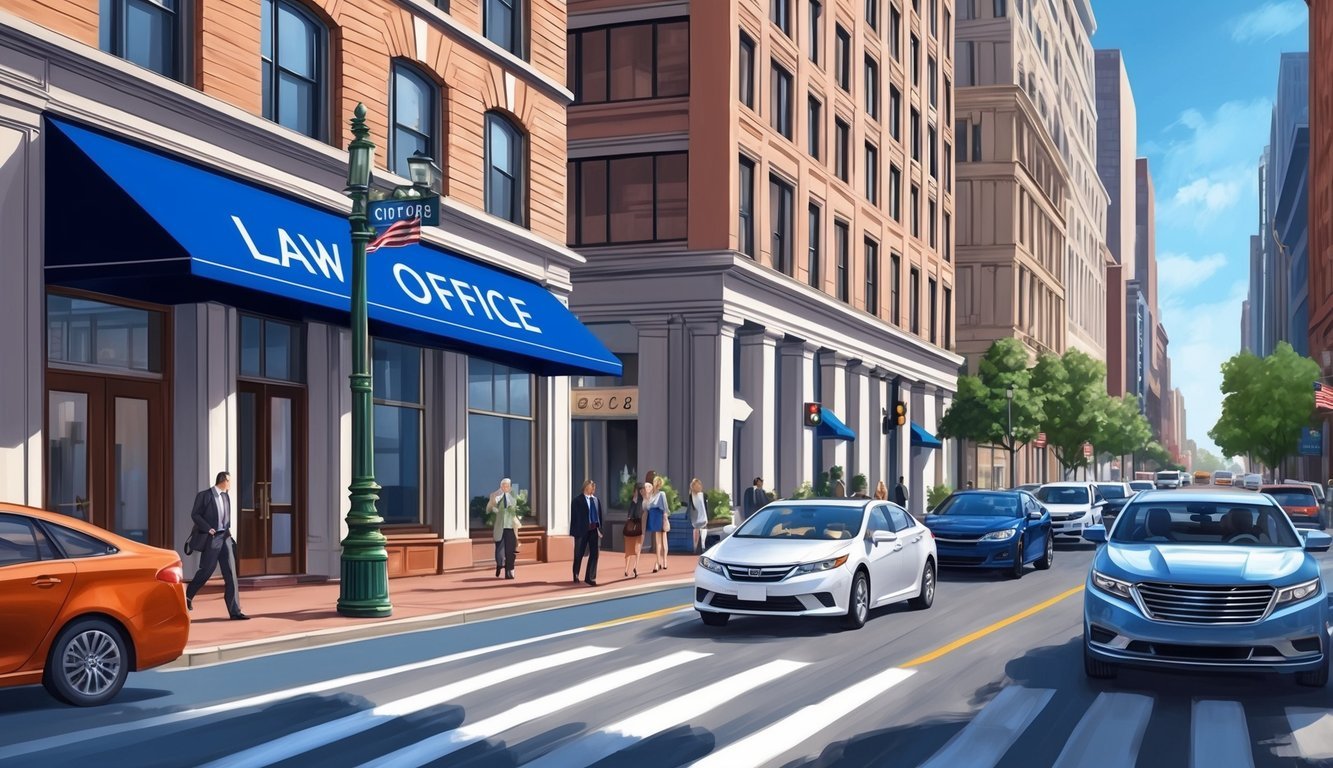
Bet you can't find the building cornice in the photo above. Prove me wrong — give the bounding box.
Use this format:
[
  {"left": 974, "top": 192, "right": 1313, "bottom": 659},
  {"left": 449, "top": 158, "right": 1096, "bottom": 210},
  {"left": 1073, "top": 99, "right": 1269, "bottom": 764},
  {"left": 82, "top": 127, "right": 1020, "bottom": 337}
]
[{"left": 568, "top": 0, "right": 691, "bottom": 29}]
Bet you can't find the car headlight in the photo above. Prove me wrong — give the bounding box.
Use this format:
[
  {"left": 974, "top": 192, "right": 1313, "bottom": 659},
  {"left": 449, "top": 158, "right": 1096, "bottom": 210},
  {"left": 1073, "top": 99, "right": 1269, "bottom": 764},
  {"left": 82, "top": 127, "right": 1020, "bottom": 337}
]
[
  {"left": 698, "top": 556, "right": 724, "bottom": 575},
  {"left": 1092, "top": 570, "right": 1133, "bottom": 600},
  {"left": 1276, "top": 579, "right": 1321, "bottom": 606},
  {"left": 794, "top": 554, "right": 849, "bottom": 575},
  {"left": 980, "top": 528, "right": 1018, "bottom": 541}
]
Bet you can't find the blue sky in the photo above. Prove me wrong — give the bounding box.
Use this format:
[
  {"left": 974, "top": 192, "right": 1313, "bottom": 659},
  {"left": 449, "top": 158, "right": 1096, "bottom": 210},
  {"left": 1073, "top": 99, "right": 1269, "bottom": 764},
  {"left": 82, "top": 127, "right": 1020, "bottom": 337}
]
[{"left": 1090, "top": 0, "right": 1309, "bottom": 456}]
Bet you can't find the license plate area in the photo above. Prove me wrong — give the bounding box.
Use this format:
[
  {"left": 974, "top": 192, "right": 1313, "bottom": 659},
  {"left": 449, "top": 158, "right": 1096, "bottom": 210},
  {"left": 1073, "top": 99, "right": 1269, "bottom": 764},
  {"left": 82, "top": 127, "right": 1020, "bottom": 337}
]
[{"left": 737, "top": 585, "right": 767, "bottom": 602}]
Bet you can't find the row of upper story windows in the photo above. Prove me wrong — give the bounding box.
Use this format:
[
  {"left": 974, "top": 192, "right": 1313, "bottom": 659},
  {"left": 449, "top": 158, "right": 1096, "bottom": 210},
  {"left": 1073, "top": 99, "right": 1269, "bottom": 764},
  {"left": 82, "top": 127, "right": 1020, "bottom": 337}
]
[{"left": 97, "top": 0, "right": 531, "bottom": 226}]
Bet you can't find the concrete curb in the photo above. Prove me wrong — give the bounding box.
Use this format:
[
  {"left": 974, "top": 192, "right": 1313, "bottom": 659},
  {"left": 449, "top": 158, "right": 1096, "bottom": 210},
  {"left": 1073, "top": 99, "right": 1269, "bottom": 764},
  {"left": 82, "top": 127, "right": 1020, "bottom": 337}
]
[{"left": 167, "top": 577, "right": 694, "bottom": 668}]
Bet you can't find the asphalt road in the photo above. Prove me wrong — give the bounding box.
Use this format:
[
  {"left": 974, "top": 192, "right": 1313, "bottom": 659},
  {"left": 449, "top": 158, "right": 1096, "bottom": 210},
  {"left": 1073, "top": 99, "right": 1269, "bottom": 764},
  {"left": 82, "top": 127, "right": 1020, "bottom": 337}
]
[{"left": 5, "top": 542, "right": 1333, "bottom": 767}]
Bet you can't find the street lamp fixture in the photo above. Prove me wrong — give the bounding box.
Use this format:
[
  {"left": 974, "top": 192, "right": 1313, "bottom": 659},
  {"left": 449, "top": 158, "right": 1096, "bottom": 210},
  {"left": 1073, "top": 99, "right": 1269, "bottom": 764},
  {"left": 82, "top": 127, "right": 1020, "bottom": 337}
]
[
  {"left": 1005, "top": 387, "right": 1017, "bottom": 489},
  {"left": 337, "top": 104, "right": 392, "bottom": 619},
  {"left": 393, "top": 152, "right": 442, "bottom": 199}
]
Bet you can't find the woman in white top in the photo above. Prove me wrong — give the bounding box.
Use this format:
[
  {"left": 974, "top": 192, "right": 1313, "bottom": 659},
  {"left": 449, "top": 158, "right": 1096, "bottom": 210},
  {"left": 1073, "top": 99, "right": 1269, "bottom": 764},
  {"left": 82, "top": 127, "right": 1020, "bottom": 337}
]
[
  {"left": 688, "top": 478, "right": 708, "bottom": 554},
  {"left": 646, "top": 476, "right": 670, "bottom": 572}
]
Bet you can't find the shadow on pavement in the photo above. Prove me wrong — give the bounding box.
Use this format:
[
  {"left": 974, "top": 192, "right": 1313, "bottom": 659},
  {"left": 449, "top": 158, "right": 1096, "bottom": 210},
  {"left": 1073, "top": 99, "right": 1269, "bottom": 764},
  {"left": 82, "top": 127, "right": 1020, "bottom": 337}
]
[
  {"left": 444, "top": 721, "right": 587, "bottom": 768},
  {"left": 0, "top": 683, "right": 172, "bottom": 713}
]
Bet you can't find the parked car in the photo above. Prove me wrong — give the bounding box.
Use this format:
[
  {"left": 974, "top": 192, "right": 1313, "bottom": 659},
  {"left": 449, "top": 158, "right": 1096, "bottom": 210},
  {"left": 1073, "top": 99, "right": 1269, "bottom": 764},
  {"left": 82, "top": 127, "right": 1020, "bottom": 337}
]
[
  {"left": 1082, "top": 489, "right": 1332, "bottom": 687},
  {"left": 1262, "top": 484, "right": 1325, "bottom": 530},
  {"left": 0, "top": 505, "right": 190, "bottom": 706},
  {"left": 1283, "top": 480, "right": 1329, "bottom": 513},
  {"left": 695, "top": 499, "right": 936, "bottom": 629},
  {"left": 1240, "top": 473, "right": 1263, "bottom": 491},
  {"left": 1094, "top": 483, "right": 1136, "bottom": 528},
  {"left": 1128, "top": 480, "right": 1155, "bottom": 493},
  {"left": 1155, "top": 470, "right": 1185, "bottom": 489},
  {"left": 1034, "top": 482, "right": 1106, "bottom": 540},
  {"left": 1213, "top": 471, "right": 1235, "bottom": 487},
  {"left": 923, "top": 490, "right": 1052, "bottom": 578},
  {"left": 1193, "top": 471, "right": 1213, "bottom": 486},
  {"left": 1011, "top": 484, "right": 1041, "bottom": 493}
]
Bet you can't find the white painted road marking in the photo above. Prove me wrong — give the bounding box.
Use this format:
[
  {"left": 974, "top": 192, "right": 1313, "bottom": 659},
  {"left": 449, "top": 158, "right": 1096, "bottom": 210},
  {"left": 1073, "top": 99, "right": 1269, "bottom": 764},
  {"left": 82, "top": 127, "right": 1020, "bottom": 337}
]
[
  {"left": 1287, "top": 707, "right": 1333, "bottom": 760},
  {"left": 198, "top": 646, "right": 612, "bottom": 768},
  {"left": 688, "top": 667, "right": 917, "bottom": 768},
  {"left": 523, "top": 659, "right": 808, "bottom": 768},
  {"left": 1190, "top": 700, "right": 1254, "bottom": 768},
  {"left": 362, "top": 650, "right": 711, "bottom": 768},
  {"left": 917, "top": 685, "right": 1055, "bottom": 768},
  {"left": 1051, "top": 692, "right": 1153, "bottom": 768}
]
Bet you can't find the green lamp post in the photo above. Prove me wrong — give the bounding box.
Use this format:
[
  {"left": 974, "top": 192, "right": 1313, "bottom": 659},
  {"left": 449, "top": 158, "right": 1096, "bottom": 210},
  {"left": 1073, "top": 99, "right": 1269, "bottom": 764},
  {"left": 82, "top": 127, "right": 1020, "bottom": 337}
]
[{"left": 337, "top": 104, "right": 392, "bottom": 618}]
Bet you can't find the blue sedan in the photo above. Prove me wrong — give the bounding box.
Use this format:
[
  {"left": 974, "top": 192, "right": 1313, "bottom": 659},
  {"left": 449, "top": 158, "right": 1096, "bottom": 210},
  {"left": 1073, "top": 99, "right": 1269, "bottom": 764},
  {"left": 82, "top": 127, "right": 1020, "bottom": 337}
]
[
  {"left": 1082, "top": 488, "right": 1333, "bottom": 687},
  {"left": 923, "top": 491, "right": 1053, "bottom": 578}
]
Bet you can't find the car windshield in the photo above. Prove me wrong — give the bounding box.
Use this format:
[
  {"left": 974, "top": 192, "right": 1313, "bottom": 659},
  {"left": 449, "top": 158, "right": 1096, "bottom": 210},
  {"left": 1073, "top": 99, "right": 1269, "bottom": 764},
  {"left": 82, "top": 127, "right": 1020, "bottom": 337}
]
[
  {"left": 1215, "top": 472, "right": 1232, "bottom": 480},
  {"left": 932, "top": 493, "right": 1021, "bottom": 517},
  {"left": 1096, "top": 484, "right": 1128, "bottom": 499},
  {"left": 734, "top": 505, "right": 864, "bottom": 539},
  {"left": 1129, "top": 481, "right": 1154, "bottom": 491},
  {"left": 1266, "top": 489, "right": 1318, "bottom": 507},
  {"left": 1156, "top": 472, "right": 1177, "bottom": 480},
  {"left": 1109, "top": 501, "right": 1300, "bottom": 547},
  {"left": 1036, "top": 486, "right": 1088, "bottom": 505}
]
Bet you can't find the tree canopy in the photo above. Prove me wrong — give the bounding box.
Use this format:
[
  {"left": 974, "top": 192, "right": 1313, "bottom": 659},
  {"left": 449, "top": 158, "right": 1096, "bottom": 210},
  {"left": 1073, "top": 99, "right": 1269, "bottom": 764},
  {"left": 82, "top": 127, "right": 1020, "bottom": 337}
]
[
  {"left": 1095, "top": 394, "right": 1154, "bottom": 460},
  {"left": 938, "top": 338, "right": 1042, "bottom": 451},
  {"left": 1030, "top": 349, "right": 1109, "bottom": 472},
  {"left": 1208, "top": 342, "right": 1320, "bottom": 478}
]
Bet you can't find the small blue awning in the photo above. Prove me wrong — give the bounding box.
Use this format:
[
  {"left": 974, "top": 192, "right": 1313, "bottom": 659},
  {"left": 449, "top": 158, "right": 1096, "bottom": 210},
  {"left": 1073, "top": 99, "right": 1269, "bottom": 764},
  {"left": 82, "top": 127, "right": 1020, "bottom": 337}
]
[
  {"left": 911, "top": 422, "right": 943, "bottom": 449},
  {"left": 816, "top": 407, "right": 856, "bottom": 441},
  {"left": 43, "top": 118, "right": 621, "bottom": 377}
]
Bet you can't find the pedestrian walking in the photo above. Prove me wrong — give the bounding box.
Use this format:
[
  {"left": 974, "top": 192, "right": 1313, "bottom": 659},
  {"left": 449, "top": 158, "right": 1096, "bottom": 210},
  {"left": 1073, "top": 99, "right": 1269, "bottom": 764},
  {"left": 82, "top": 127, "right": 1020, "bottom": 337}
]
[
  {"left": 184, "top": 471, "right": 248, "bottom": 619},
  {"left": 874, "top": 480, "right": 889, "bottom": 500},
  {"left": 488, "top": 478, "right": 520, "bottom": 579},
  {"left": 742, "top": 477, "right": 767, "bottom": 522},
  {"left": 893, "top": 476, "right": 909, "bottom": 507},
  {"left": 570, "top": 480, "right": 602, "bottom": 586},
  {"left": 965, "top": 480, "right": 975, "bottom": 490},
  {"left": 647, "top": 476, "right": 670, "bottom": 572},
  {"left": 623, "top": 481, "right": 647, "bottom": 578},
  {"left": 687, "top": 478, "right": 709, "bottom": 553}
]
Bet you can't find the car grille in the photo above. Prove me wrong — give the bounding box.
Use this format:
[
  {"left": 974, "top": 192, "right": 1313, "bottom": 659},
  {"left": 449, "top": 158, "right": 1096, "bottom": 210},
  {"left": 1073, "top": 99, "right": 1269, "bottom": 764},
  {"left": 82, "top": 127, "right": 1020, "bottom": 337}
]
[
  {"left": 933, "top": 533, "right": 985, "bottom": 543},
  {"left": 708, "top": 593, "right": 806, "bottom": 612},
  {"left": 940, "top": 554, "right": 988, "bottom": 566},
  {"left": 1051, "top": 512, "right": 1083, "bottom": 522},
  {"left": 721, "top": 564, "right": 796, "bottom": 582},
  {"left": 1134, "top": 582, "right": 1275, "bottom": 624}
]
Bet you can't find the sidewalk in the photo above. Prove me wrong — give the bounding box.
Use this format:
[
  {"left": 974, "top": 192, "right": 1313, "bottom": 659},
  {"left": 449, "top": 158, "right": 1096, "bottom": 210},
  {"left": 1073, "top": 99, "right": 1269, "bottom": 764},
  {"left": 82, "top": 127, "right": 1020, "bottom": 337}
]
[{"left": 178, "top": 553, "right": 698, "bottom": 667}]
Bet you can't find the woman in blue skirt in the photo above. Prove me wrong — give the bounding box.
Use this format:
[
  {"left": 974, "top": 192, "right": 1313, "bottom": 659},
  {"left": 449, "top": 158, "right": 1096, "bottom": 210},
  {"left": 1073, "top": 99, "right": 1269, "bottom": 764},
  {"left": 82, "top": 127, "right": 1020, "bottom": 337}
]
[{"left": 646, "top": 476, "right": 670, "bottom": 572}]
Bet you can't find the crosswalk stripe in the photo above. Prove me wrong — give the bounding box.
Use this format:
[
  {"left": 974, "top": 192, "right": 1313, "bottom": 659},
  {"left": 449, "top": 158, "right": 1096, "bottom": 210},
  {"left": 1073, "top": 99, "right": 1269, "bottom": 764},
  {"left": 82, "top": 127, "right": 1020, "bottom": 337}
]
[
  {"left": 688, "top": 667, "right": 916, "bottom": 768},
  {"left": 522, "top": 659, "right": 809, "bottom": 768},
  {"left": 1191, "top": 700, "right": 1254, "bottom": 768},
  {"left": 917, "top": 685, "right": 1055, "bottom": 768},
  {"left": 362, "top": 649, "right": 711, "bottom": 768},
  {"left": 1051, "top": 692, "right": 1153, "bottom": 768},
  {"left": 198, "top": 646, "right": 612, "bottom": 768},
  {"left": 0, "top": 624, "right": 609, "bottom": 762},
  {"left": 1287, "top": 707, "right": 1333, "bottom": 760}
]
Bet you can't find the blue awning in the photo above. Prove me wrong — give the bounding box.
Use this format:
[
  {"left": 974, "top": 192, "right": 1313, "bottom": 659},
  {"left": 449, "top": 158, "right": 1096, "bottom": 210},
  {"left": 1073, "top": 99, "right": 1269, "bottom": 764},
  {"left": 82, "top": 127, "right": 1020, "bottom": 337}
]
[
  {"left": 816, "top": 407, "right": 856, "bottom": 441},
  {"left": 43, "top": 118, "right": 621, "bottom": 377},
  {"left": 911, "top": 422, "right": 943, "bottom": 449}
]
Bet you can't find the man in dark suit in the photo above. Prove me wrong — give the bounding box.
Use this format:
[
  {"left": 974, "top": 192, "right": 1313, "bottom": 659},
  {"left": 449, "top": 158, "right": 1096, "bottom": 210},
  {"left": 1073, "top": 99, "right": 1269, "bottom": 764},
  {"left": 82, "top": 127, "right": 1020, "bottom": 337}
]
[
  {"left": 894, "top": 476, "right": 909, "bottom": 508},
  {"left": 570, "top": 480, "right": 602, "bottom": 586},
  {"left": 742, "top": 477, "right": 767, "bottom": 522},
  {"left": 185, "top": 471, "right": 248, "bottom": 620}
]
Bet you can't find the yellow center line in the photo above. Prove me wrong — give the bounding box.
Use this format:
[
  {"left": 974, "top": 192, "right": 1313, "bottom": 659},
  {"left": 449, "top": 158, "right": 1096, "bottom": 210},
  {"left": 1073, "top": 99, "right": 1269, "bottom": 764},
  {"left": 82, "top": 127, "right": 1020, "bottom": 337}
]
[
  {"left": 586, "top": 603, "right": 692, "bottom": 630},
  {"left": 902, "top": 585, "right": 1085, "bottom": 668}
]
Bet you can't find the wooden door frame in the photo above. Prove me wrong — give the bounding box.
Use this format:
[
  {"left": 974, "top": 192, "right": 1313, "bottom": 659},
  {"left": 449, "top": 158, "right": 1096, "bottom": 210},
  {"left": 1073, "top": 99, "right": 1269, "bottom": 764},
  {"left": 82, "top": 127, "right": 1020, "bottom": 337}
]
[{"left": 236, "top": 379, "right": 307, "bottom": 576}]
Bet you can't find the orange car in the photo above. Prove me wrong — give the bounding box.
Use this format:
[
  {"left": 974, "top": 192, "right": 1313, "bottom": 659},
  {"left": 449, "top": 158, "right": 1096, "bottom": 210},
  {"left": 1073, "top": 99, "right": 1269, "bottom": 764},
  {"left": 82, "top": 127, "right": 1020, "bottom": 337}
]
[
  {"left": 0, "top": 504, "right": 189, "bottom": 706},
  {"left": 1262, "top": 484, "right": 1326, "bottom": 530}
]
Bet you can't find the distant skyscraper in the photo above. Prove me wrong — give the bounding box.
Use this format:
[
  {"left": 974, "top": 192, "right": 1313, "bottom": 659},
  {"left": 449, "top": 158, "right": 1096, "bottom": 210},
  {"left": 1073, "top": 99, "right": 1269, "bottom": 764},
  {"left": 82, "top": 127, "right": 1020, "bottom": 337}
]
[{"left": 1095, "top": 50, "right": 1137, "bottom": 397}]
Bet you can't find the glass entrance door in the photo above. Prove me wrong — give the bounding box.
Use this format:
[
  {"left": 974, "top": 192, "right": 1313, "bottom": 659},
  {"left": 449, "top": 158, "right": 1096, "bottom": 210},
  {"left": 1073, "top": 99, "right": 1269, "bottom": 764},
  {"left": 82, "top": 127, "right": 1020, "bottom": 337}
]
[{"left": 238, "top": 381, "right": 304, "bottom": 575}]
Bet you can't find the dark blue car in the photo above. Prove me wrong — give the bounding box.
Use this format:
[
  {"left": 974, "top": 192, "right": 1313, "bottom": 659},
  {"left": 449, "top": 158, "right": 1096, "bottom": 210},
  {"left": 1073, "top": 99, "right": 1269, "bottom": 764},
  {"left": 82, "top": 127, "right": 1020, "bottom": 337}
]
[{"left": 923, "top": 491, "right": 1053, "bottom": 578}]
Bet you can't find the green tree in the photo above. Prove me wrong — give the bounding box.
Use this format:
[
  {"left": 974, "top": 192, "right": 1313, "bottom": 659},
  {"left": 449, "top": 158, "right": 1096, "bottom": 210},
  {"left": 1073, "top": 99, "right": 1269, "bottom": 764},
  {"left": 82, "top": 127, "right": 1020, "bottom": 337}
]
[
  {"left": 1031, "top": 349, "right": 1109, "bottom": 474},
  {"left": 938, "top": 338, "right": 1043, "bottom": 460},
  {"left": 1208, "top": 342, "right": 1320, "bottom": 480},
  {"left": 1140, "top": 441, "right": 1173, "bottom": 470},
  {"left": 1191, "top": 448, "right": 1229, "bottom": 473},
  {"left": 1095, "top": 394, "right": 1153, "bottom": 463}
]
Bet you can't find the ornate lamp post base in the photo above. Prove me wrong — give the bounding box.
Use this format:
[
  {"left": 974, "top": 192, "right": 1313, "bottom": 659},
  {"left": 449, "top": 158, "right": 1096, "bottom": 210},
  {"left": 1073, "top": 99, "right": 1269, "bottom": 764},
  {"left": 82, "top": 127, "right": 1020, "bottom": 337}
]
[{"left": 337, "top": 552, "right": 391, "bottom": 617}]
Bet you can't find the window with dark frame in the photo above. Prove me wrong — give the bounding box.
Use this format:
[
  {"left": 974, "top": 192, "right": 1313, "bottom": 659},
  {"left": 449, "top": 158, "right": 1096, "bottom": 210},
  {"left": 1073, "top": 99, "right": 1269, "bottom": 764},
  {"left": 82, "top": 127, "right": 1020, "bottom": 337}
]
[
  {"left": 808, "top": 95, "right": 823, "bottom": 159},
  {"left": 959, "top": 0, "right": 974, "bottom": 19},
  {"left": 890, "top": 85, "right": 902, "bottom": 141},
  {"left": 955, "top": 119, "right": 967, "bottom": 162},
  {"left": 373, "top": 340, "right": 425, "bottom": 525},
  {"left": 911, "top": 108, "right": 921, "bottom": 160},
  {"left": 944, "top": 9, "right": 952, "bottom": 54},
  {"left": 105, "top": 0, "right": 184, "bottom": 80},
  {"left": 928, "top": 277, "right": 938, "bottom": 343},
  {"left": 889, "top": 164, "right": 902, "bottom": 220},
  {"left": 808, "top": 203, "right": 822, "bottom": 287},
  {"left": 261, "top": 0, "right": 325, "bottom": 139},
  {"left": 773, "top": 0, "right": 792, "bottom": 36},
  {"left": 890, "top": 4, "right": 901, "bottom": 60},
  {"left": 835, "top": 25, "right": 851, "bottom": 90},
  {"left": 910, "top": 183, "right": 920, "bottom": 237},
  {"left": 972, "top": 121, "right": 982, "bottom": 161},
  {"left": 928, "top": 55, "right": 937, "bottom": 106},
  {"left": 944, "top": 285, "right": 953, "bottom": 349},
  {"left": 466, "top": 360, "right": 535, "bottom": 530},
  {"left": 910, "top": 266, "right": 921, "bottom": 333},
  {"left": 930, "top": 0, "right": 938, "bottom": 35},
  {"left": 835, "top": 118, "right": 851, "bottom": 181},
  {"left": 943, "top": 210, "right": 952, "bottom": 260},
  {"left": 484, "top": 0, "right": 524, "bottom": 57},
  {"left": 239, "top": 314, "right": 305, "bottom": 382},
  {"left": 865, "top": 237, "right": 880, "bottom": 315},
  {"left": 739, "top": 31, "right": 756, "bottom": 108},
  {"left": 890, "top": 251, "right": 901, "bottom": 324},
  {"left": 928, "top": 124, "right": 937, "bottom": 177},
  {"left": 772, "top": 62, "right": 794, "bottom": 138},
  {"left": 865, "top": 142, "right": 879, "bottom": 204},
  {"left": 865, "top": 55, "right": 879, "bottom": 120},
  {"left": 866, "top": 0, "right": 879, "bottom": 31},
  {"left": 944, "top": 76, "right": 952, "bottom": 121},
  {"left": 928, "top": 197, "right": 937, "bottom": 247},
  {"left": 944, "top": 141, "right": 952, "bottom": 190},
  {"left": 910, "top": 33, "right": 919, "bottom": 85},
  {"left": 770, "top": 175, "right": 795, "bottom": 275},
  {"left": 994, "top": 0, "right": 1006, "bottom": 17},
  {"left": 739, "top": 156, "right": 756, "bottom": 257},
  {"left": 809, "top": 0, "right": 822, "bottom": 63},
  {"left": 570, "top": 152, "right": 688, "bottom": 245},
  {"left": 485, "top": 112, "right": 526, "bottom": 225},
  {"left": 570, "top": 20, "right": 689, "bottom": 104},
  {"left": 391, "top": 62, "right": 438, "bottom": 177},
  {"left": 835, "top": 220, "right": 850, "bottom": 302}
]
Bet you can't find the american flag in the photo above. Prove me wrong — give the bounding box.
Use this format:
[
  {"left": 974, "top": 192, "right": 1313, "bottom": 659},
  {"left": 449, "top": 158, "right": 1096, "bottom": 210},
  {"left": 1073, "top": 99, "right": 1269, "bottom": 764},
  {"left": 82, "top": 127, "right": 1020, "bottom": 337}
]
[
  {"left": 366, "top": 218, "right": 421, "bottom": 253},
  {"left": 1317, "top": 382, "right": 1333, "bottom": 411}
]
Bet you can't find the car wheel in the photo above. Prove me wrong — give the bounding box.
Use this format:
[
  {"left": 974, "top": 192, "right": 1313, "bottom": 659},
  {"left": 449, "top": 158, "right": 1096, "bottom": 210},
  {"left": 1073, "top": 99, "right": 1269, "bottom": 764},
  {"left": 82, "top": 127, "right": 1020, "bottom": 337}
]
[
  {"left": 698, "top": 610, "right": 730, "bottom": 627},
  {"left": 1083, "top": 641, "right": 1118, "bottom": 680},
  {"left": 1008, "top": 542, "right": 1025, "bottom": 579},
  {"left": 909, "top": 560, "right": 935, "bottom": 610},
  {"left": 43, "top": 618, "right": 129, "bottom": 707},
  {"left": 843, "top": 570, "right": 870, "bottom": 629},
  {"left": 1034, "top": 534, "right": 1054, "bottom": 570}
]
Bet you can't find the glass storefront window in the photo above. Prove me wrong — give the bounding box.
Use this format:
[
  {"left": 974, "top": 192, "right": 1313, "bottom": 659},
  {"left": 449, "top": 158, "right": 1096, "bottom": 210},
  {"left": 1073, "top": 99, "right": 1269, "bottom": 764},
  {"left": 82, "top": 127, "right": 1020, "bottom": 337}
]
[
  {"left": 47, "top": 295, "right": 163, "bottom": 373},
  {"left": 240, "top": 314, "right": 305, "bottom": 382},
  {"left": 373, "top": 340, "right": 424, "bottom": 525},
  {"left": 468, "top": 360, "right": 535, "bottom": 529}
]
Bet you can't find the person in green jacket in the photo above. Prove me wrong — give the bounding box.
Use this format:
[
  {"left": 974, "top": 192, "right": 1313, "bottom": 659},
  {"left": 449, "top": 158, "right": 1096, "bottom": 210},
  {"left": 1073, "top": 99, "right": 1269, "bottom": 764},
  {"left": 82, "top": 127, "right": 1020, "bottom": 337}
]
[{"left": 487, "top": 478, "right": 521, "bottom": 579}]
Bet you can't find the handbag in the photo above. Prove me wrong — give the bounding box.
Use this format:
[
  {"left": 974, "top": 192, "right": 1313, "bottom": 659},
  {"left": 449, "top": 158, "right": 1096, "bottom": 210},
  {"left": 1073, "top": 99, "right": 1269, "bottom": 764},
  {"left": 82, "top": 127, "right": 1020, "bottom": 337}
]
[
  {"left": 663, "top": 511, "right": 672, "bottom": 533},
  {"left": 624, "top": 515, "right": 644, "bottom": 538}
]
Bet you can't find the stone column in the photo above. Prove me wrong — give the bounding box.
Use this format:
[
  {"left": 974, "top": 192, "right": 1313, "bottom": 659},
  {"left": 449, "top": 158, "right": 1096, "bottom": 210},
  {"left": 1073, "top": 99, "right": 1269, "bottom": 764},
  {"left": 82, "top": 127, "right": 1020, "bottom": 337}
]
[
  {"left": 869, "top": 371, "right": 888, "bottom": 491},
  {"left": 684, "top": 318, "right": 737, "bottom": 494},
  {"left": 778, "top": 341, "right": 816, "bottom": 495},
  {"left": 819, "top": 352, "right": 850, "bottom": 479},
  {"left": 540, "top": 373, "right": 574, "bottom": 562},
  {"left": 738, "top": 330, "right": 779, "bottom": 498},
  {"left": 634, "top": 319, "right": 671, "bottom": 483},
  {"left": 304, "top": 321, "right": 352, "bottom": 578},
  {"left": 909, "top": 382, "right": 929, "bottom": 516},
  {"left": 0, "top": 122, "right": 42, "bottom": 506},
  {"left": 890, "top": 377, "right": 913, "bottom": 497},
  {"left": 438, "top": 350, "right": 472, "bottom": 570},
  {"left": 846, "top": 363, "right": 872, "bottom": 491},
  {"left": 938, "top": 389, "right": 955, "bottom": 489}
]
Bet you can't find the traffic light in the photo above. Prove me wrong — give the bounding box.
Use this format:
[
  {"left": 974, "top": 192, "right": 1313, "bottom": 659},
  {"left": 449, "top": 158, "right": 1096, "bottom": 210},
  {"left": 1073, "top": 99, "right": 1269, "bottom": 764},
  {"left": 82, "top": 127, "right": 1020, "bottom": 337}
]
[
  {"left": 803, "top": 402, "right": 823, "bottom": 427},
  {"left": 893, "top": 400, "right": 908, "bottom": 427}
]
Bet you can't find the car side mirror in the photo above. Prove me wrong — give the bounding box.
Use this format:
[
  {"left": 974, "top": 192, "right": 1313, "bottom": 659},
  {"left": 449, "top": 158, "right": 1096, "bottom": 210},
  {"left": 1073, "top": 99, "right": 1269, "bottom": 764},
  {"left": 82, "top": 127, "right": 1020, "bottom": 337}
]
[
  {"left": 1093, "top": 500, "right": 1107, "bottom": 508},
  {"left": 1027, "top": 510, "right": 1044, "bottom": 520},
  {"left": 872, "top": 530, "right": 898, "bottom": 545},
  {"left": 722, "top": 524, "right": 736, "bottom": 535},
  {"left": 1082, "top": 525, "right": 1107, "bottom": 544},
  {"left": 1304, "top": 530, "right": 1332, "bottom": 552}
]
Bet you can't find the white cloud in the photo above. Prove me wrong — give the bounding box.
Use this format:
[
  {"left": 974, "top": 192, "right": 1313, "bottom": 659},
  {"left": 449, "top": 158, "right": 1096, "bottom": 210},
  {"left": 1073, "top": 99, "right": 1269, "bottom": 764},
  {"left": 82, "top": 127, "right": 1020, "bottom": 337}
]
[
  {"left": 1152, "top": 100, "right": 1269, "bottom": 231},
  {"left": 1158, "top": 279, "right": 1249, "bottom": 457},
  {"left": 1172, "top": 177, "right": 1243, "bottom": 214},
  {"left": 1230, "top": 0, "right": 1308, "bottom": 43},
  {"left": 1156, "top": 252, "right": 1229, "bottom": 302}
]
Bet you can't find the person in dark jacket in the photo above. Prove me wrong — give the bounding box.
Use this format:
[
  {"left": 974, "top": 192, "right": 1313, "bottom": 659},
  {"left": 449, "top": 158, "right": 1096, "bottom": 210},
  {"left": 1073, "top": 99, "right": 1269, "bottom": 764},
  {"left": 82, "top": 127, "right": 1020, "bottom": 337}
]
[{"left": 893, "top": 476, "right": 909, "bottom": 507}]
